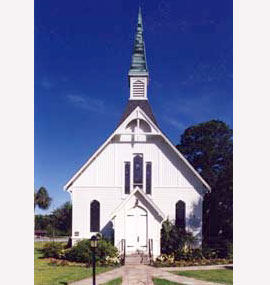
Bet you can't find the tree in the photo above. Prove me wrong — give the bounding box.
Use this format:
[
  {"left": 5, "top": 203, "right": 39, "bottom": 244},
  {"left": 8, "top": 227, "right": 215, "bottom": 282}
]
[
  {"left": 52, "top": 202, "right": 72, "bottom": 236},
  {"left": 177, "top": 120, "right": 232, "bottom": 187},
  {"left": 177, "top": 120, "right": 233, "bottom": 246},
  {"left": 34, "top": 187, "right": 52, "bottom": 210},
  {"left": 35, "top": 214, "right": 52, "bottom": 230}
]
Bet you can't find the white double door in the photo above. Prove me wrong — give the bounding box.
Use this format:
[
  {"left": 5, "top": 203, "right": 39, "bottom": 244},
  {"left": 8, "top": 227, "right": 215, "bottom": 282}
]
[{"left": 126, "top": 206, "right": 147, "bottom": 252}]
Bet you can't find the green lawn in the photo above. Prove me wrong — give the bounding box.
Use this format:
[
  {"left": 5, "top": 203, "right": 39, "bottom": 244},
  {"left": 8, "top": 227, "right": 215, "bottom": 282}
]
[
  {"left": 34, "top": 242, "right": 113, "bottom": 285},
  {"left": 172, "top": 269, "right": 233, "bottom": 285},
  {"left": 102, "top": 277, "right": 122, "bottom": 285},
  {"left": 153, "top": 278, "right": 185, "bottom": 285}
]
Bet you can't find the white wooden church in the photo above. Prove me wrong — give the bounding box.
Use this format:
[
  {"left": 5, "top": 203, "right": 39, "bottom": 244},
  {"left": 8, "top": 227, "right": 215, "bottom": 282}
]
[{"left": 64, "top": 9, "right": 211, "bottom": 258}]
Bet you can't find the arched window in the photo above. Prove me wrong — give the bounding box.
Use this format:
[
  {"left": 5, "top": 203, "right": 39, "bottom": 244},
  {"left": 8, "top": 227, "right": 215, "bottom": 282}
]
[
  {"left": 133, "top": 154, "right": 143, "bottom": 189},
  {"left": 90, "top": 200, "right": 100, "bottom": 232},
  {"left": 176, "top": 200, "right": 186, "bottom": 231}
]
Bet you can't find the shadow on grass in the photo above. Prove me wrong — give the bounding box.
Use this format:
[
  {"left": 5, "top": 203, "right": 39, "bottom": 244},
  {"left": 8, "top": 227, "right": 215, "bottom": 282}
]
[{"left": 225, "top": 265, "right": 233, "bottom": 270}]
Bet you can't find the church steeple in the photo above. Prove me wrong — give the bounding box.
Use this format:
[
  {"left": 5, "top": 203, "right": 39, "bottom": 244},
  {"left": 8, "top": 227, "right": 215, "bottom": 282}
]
[
  {"left": 129, "top": 7, "right": 148, "bottom": 76},
  {"left": 129, "top": 7, "right": 149, "bottom": 100}
]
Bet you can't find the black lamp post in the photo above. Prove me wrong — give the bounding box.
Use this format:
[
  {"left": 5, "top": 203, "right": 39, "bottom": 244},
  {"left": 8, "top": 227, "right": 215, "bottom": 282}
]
[{"left": 90, "top": 236, "right": 98, "bottom": 285}]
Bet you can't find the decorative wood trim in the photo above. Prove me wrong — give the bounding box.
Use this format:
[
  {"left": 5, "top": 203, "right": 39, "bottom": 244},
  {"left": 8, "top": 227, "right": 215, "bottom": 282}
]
[{"left": 64, "top": 106, "right": 211, "bottom": 192}]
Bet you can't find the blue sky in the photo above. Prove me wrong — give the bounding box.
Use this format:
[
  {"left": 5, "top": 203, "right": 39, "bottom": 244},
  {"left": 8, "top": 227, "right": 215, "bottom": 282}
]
[{"left": 34, "top": 0, "right": 233, "bottom": 214}]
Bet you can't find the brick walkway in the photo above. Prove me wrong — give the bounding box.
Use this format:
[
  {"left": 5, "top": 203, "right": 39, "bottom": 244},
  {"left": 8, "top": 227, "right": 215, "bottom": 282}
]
[{"left": 70, "top": 264, "right": 232, "bottom": 285}]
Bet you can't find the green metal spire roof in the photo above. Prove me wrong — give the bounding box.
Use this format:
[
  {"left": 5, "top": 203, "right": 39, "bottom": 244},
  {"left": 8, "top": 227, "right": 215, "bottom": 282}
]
[{"left": 128, "top": 7, "right": 149, "bottom": 76}]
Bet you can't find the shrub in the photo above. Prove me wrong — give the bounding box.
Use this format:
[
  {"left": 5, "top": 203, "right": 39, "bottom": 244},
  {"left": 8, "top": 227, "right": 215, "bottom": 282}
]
[
  {"left": 95, "top": 239, "right": 118, "bottom": 260},
  {"left": 104, "top": 256, "right": 121, "bottom": 266},
  {"left": 203, "top": 238, "right": 233, "bottom": 259},
  {"left": 155, "top": 254, "right": 175, "bottom": 264},
  {"left": 64, "top": 240, "right": 91, "bottom": 263},
  {"left": 202, "top": 247, "right": 219, "bottom": 259},
  {"left": 161, "top": 219, "right": 196, "bottom": 255},
  {"left": 174, "top": 248, "right": 204, "bottom": 261},
  {"left": 64, "top": 238, "right": 119, "bottom": 265},
  {"left": 41, "top": 242, "right": 64, "bottom": 259}
]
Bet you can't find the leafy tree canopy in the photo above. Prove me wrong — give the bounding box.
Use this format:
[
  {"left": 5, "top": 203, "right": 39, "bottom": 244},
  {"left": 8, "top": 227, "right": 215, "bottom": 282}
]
[
  {"left": 35, "top": 201, "right": 72, "bottom": 236},
  {"left": 34, "top": 187, "right": 52, "bottom": 210},
  {"left": 52, "top": 201, "right": 72, "bottom": 236},
  {"left": 177, "top": 120, "right": 233, "bottom": 243},
  {"left": 177, "top": 120, "right": 232, "bottom": 187}
]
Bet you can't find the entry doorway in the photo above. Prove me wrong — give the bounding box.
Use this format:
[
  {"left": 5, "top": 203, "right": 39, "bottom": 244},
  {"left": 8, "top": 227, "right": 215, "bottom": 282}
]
[{"left": 126, "top": 206, "right": 147, "bottom": 253}]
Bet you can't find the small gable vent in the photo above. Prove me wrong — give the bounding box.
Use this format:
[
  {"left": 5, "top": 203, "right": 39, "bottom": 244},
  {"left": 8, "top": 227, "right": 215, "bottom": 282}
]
[{"left": 133, "top": 80, "right": 144, "bottom": 98}]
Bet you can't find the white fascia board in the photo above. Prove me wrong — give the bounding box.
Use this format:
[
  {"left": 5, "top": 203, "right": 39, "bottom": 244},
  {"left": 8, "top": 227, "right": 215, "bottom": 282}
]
[
  {"left": 63, "top": 107, "right": 157, "bottom": 191},
  {"left": 64, "top": 106, "right": 211, "bottom": 193},
  {"left": 117, "top": 107, "right": 211, "bottom": 192},
  {"left": 108, "top": 187, "right": 166, "bottom": 221},
  {"left": 63, "top": 132, "right": 115, "bottom": 191},
  {"left": 137, "top": 188, "right": 166, "bottom": 220},
  {"left": 116, "top": 106, "right": 160, "bottom": 134},
  {"left": 159, "top": 131, "right": 211, "bottom": 193}
]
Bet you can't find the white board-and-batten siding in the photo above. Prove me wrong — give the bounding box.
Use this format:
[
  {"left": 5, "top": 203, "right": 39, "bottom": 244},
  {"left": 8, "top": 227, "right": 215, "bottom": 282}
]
[{"left": 70, "top": 137, "right": 204, "bottom": 243}]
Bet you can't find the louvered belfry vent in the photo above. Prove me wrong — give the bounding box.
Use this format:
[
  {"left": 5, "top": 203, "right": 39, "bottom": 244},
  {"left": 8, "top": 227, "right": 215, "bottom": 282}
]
[{"left": 133, "top": 80, "right": 144, "bottom": 98}]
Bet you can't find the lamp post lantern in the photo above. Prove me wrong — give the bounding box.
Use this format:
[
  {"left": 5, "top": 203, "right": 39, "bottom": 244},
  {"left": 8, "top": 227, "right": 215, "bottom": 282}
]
[{"left": 90, "top": 236, "right": 98, "bottom": 285}]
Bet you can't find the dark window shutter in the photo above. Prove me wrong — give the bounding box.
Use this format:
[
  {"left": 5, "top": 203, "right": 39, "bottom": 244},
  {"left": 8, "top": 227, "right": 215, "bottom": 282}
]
[
  {"left": 90, "top": 200, "right": 100, "bottom": 232},
  {"left": 176, "top": 200, "right": 186, "bottom": 231},
  {"left": 146, "top": 162, "right": 152, "bottom": 194},
  {"left": 125, "top": 162, "right": 130, "bottom": 194}
]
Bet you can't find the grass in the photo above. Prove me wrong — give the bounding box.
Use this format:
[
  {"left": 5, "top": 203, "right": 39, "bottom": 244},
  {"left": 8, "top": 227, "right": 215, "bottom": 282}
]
[
  {"left": 153, "top": 278, "right": 185, "bottom": 285},
  {"left": 172, "top": 269, "right": 233, "bottom": 285},
  {"left": 34, "top": 242, "right": 113, "bottom": 285},
  {"left": 102, "top": 277, "right": 122, "bottom": 284}
]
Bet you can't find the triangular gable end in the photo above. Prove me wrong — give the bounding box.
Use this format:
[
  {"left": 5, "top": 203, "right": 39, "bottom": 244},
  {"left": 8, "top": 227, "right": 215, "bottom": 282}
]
[
  {"left": 64, "top": 106, "right": 159, "bottom": 191},
  {"left": 108, "top": 187, "right": 166, "bottom": 222},
  {"left": 116, "top": 106, "right": 211, "bottom": 192},
  {"left": 116, "top": 106, "right": 160, "bottom": 135},
  {"left": 64, "top": 106, "right": 211, "bottom": 193}
]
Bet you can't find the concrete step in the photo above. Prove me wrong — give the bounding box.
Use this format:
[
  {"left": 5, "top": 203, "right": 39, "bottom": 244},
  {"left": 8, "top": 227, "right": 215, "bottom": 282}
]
[{"left": 125, "top": 254, "right": 150, "bottom": 265}]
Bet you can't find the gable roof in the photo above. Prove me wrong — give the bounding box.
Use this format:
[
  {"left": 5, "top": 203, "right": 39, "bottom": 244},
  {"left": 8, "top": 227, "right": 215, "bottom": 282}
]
[
  {"left": 109, "top": 187, "right": 166, "bottom": 221},
  {"left": 64, "top": 106, "right": 211, "bottom": 192},
  {"left": 118, "top": 99, "right": 159, "bottom": 127}
]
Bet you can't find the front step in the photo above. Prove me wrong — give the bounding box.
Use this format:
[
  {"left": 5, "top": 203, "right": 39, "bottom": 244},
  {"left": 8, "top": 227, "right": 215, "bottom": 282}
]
[{"left": 125, "top": 252, "right": 149, "bottom": 265}]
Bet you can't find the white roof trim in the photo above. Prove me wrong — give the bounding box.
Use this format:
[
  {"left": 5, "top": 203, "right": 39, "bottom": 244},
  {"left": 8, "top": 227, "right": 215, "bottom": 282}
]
[
  {"left": 64, "top": 107, "right": 156, "bottom": 191},
  {"left": 120, "top": 106, "right": 160, "bottom": 133},
  {"left": 64, "top": 106, "right": 211, "bottom": 192},
  {"left": 63, "top": 132, "right": 115, "bottom": 191},
  {"left": 108, "top": 187, "right": 166, "bottom": 221},
  {"left": 159, "top": 132, "right": 211, "bottom": 192}
]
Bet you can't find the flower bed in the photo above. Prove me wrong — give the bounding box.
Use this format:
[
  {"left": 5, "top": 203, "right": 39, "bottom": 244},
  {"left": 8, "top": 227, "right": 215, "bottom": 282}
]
[{"left": 153, "top": 258, "right": 232, "bottom": 267}]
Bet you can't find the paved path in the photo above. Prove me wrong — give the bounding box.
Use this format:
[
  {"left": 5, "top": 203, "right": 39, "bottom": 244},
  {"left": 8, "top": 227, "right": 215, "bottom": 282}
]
[
  {"left": 70, "top": 264, "right": 231, "bottom": 285},
  {"left": 70, "top": 267, "right": 123, "bottom": 285},
  {"left": 159, "top": 264, "right": 233, "bottom": 271}
]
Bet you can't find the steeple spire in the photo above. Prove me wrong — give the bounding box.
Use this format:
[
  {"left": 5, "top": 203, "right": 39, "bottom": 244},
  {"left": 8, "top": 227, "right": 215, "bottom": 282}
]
[
  {"left": 129, "top": 7, "right": 149, "bottom": 76},
  {"left": 128, "top": 7, "right": 149, "bottom": 100}
]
